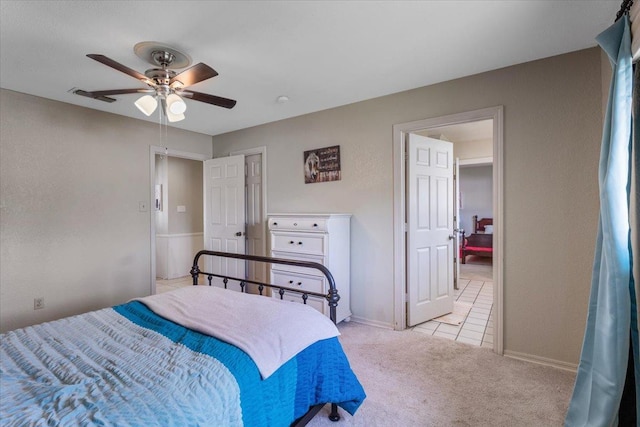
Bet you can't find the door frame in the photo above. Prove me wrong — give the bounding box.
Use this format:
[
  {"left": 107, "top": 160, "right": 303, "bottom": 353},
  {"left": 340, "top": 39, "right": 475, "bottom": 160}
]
[
  {"left": 392, "top": 106, "right": 504, "bottom": 355},
  {"left": 149, "top": 146, "right": 209, "bottom": 295}
]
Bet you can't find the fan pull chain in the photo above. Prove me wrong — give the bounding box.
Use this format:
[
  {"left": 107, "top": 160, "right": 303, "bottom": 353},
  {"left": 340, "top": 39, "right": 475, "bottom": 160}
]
[{"left": 157, "top": 98, "right": 169, "bottom": 151}]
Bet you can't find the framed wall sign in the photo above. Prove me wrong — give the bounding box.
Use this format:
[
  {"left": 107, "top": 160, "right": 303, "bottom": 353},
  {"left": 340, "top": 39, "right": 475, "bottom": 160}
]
[{"left": 303, "top": 145, "right": 341, "bottom": 184}]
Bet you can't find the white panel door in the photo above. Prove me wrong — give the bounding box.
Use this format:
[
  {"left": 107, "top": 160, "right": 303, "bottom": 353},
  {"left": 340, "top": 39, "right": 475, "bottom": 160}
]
[
  {"left": 204, "top": 155, "right": 246, "bottom": 291},
  {"left": 407, "top": 134, "right": 454, "bottom": 327}
]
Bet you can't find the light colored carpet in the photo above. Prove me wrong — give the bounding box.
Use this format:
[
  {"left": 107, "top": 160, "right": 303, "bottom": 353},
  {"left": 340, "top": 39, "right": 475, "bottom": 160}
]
[
  {"left": 308, "top": 321, "right": 575, "bottom": 427},
  {"left": 433, "top": 301, "right": 473, "bottom": 326}
]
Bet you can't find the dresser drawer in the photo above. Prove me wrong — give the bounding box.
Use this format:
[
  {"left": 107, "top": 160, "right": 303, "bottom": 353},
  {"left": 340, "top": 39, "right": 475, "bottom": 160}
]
[
  {"left": 269, "top": 217, "right": 327, "bottom": 232},
  {"left": 273, "top": 292, "right": 326, "bottom": 315},
  {"left": 271, "top": 270, "right": 325, "bottom": 294},
  {"left": 270, "top": 251, "right": 326, "bottom": 277},
  {"left": 271, "top": 232, "right": 326, "bottom": 255}
]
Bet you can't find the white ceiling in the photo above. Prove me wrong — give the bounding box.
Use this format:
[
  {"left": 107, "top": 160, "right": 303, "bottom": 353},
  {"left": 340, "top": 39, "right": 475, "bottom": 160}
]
[{"left": 0, "top": 1, "right": 619, "bottom": 137}]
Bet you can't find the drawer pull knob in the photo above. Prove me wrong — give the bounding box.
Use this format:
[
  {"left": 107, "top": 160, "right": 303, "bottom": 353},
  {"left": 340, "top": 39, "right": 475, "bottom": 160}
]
[
  {"left": 297, "top": 282, "right": 302, "bottom": 286},
  {"left": 298, "top": 241, "right": 303, "bottom": 245},
  {"left": 273, "top": 222, "right": 278, "bottom": 226},
  {"left": 293, "top": 223, "right": 298, "bottom": 226},
  {"left": 313, "top": 223, "right": 318, "bottom": 227},
  {"left": 289, "top": 280, "right": 294, "bottom": 284},
  {"left": 289, "top": 241, "right": 295, "bottom": 244}
]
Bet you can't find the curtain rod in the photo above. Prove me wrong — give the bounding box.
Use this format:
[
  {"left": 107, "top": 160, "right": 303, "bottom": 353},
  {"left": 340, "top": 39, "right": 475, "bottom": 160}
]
[{"left": 616, "top": 0, "right": 634, "bottom": 22}]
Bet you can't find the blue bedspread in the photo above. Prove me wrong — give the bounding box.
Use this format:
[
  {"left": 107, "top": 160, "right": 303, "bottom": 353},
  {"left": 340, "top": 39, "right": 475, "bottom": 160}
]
[{"left": 0, "top": 301, "right": 365, "bottom": 426}]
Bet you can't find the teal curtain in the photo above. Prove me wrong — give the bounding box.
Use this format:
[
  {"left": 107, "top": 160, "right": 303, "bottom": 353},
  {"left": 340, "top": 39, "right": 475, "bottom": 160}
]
[{"left": 565, "top": 15, "right": 638, "bottom": 427}]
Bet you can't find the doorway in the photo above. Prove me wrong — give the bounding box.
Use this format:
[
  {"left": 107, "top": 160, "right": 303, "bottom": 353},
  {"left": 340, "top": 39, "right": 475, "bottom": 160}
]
[
  {"left": 149, "top": 147, "right": 208, "bottom": 295},
  {"left": 149, "top": 146, "right": 267, "bottom": 295},
  {"left": 155, "top": 154, "right": 205, "bottom": 292},
  {"left": 414, "top": 155, "right": 494, "bottom": 346},
  {"left": 392, "top": 106, "right": 504, "bottom": 354}
]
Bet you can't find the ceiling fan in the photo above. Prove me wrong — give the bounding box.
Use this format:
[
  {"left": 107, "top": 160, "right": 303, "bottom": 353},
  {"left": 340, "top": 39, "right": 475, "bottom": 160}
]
[{"left": 74, "top": 42, "right": 236, "bottom": 122}]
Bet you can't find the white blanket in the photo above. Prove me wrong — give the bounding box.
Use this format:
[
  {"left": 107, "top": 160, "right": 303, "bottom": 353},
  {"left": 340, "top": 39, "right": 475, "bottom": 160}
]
[{"left": 134, "top": 286, "right": 339, "bottom": 379}]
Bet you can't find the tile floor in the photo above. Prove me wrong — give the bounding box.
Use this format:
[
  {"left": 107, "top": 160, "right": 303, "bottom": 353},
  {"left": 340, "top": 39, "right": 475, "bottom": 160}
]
[{"left": 412, "top": 257, "right": 494, "bottom": 348}]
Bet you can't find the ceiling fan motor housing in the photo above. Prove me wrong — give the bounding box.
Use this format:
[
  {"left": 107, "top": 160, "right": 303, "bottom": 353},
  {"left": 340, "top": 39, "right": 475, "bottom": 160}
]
[{"left": 145, "top": 68, "right": 177, "bottom": 89}]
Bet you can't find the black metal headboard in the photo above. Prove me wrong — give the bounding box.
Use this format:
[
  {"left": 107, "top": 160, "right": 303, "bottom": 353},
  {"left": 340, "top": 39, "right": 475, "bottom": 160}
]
[{"left": 190, "top": 250, "right": 340, "bottom": 324}]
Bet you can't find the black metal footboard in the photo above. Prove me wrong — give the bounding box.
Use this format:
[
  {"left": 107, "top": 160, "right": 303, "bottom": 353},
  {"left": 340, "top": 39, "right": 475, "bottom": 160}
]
[
  {"left": 189, "top": 250, "right": 342, "bottom": 425},
  {"left": 190, "top": 250, "right": 341, "bottom": 324}
]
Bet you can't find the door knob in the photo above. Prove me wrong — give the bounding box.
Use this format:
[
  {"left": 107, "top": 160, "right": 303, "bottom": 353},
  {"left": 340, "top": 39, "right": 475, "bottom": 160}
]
[{"left": 235, "top": 231, "right": 243, "bottom": 237}]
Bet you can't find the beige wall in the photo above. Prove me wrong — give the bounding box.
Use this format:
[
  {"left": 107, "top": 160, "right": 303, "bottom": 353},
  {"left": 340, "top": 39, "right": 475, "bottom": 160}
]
[
  {"left": 0, "top": 89, "right": 212, "bottom": 332},
  {"left": 167, "top": 157, "right": 203, "bottom": 235},
  {"left": 212, "top": 48, "right": 603, "bottom": 365}
]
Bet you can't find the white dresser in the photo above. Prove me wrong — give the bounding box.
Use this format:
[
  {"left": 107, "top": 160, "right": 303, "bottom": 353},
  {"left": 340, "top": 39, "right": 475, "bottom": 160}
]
[{"left": 268, "top": 213, "right": 351, "bottom": 323}]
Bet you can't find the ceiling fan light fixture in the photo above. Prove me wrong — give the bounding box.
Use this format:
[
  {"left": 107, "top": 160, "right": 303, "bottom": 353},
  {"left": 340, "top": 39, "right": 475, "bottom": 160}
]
[
  {"left": 166, "top": 93, "right": 187, "bottom": 115},
  {"left": 135, "top": 95, "right": 158, "bottom": 116},
  {"left": 79, "top": 45, "right": 236, "bottom": 125}
]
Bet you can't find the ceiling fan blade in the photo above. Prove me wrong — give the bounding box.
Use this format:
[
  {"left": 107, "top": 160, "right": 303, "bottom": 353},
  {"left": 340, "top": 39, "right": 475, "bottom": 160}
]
[
  {"left": 170, "top": 63, "right": 218, "bottom": 88},
  {"left": 73, "top": 89, "right": 116, "bottom": 103},
  {"left": 84, "top": 88, "right": 155, "bottom": 97},
  {"left": 87, "top": 54, "right": 151, "bottom": 83},
  {"left": 73, "top": 88, "right": 155, "bottom": 103},
  {"left": 179, "top": 90, "right": 236, "bottom": 109}
]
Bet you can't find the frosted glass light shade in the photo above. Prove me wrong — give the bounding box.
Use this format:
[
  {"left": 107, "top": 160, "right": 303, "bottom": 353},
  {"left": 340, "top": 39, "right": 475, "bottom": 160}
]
[
  {"left": 166, "top": 93, "right": 187, "bottom": 115},
  {"left": 134, "top": 95, "right": 158, "bottom": 116},
  {"left": 166, "top": 109, "right": 185, "bottom": 122}
]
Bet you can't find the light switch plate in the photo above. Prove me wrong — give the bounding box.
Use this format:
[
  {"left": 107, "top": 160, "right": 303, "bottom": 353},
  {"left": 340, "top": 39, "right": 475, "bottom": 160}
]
[{"left": 177, "top": 205, "right": 186, "bottom": 213}]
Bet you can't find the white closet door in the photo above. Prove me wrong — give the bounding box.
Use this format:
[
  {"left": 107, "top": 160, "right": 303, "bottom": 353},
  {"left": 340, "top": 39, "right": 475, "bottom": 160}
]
[{"left": 203, "top": 155, "right": 245, "bottom": 291}]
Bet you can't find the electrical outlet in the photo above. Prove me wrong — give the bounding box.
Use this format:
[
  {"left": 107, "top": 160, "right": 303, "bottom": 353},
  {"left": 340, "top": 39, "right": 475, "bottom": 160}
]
[{"left": 34, "top": 297, "right": 45, "bottom": 310}]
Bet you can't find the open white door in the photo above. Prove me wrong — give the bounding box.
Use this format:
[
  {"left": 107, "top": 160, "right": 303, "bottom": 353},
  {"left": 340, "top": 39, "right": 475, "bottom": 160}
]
[
  {"left": 203, "top": 155, "right": 246, "bottom": 291},
  {"left": 407, "top": 134, "right": 455, "bottom": 327}
]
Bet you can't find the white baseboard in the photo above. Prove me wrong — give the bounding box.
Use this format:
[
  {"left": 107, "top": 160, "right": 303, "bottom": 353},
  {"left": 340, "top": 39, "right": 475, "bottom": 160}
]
[
  {"left": 156, "top": 233, "right": 203, "bottom": 280},
  {"left": 348, "top": 316, "right": 395, "bottom": 330},
  {"left": 503, "top": 350, "right": 578, "bottom": 373}
]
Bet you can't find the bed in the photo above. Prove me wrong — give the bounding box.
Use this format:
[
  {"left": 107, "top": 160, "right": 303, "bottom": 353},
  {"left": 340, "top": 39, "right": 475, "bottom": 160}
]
[
  {"left": 461, "top": 216, "right": 493, "bottom": 264},
  {"left": 0, "top": 251, "right": 366, "bottom": 426}
]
